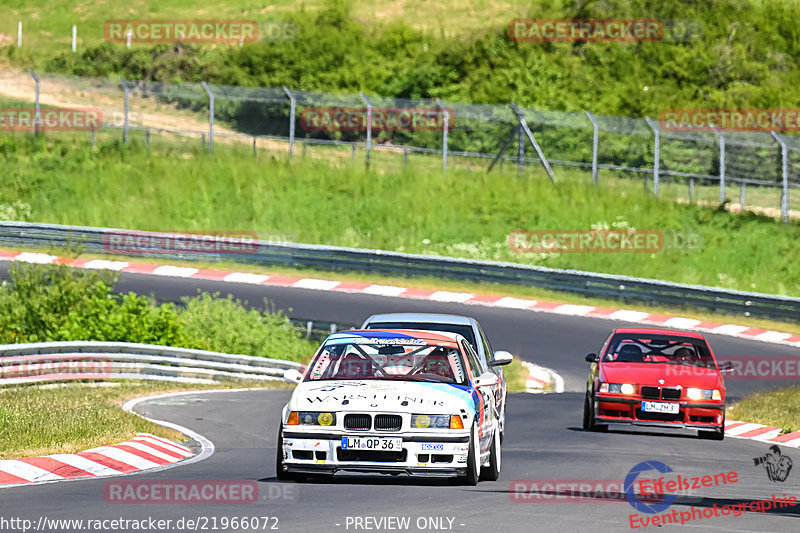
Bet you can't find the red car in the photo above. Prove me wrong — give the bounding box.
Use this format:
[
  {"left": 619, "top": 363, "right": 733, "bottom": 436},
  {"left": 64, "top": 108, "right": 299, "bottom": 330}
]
[{"left": 583, "top": 328, "right": 726, "bottom": 440}]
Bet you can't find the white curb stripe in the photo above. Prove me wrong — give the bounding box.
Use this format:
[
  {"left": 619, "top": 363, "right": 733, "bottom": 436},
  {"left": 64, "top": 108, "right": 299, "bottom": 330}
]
[
  {"left": 755, "top": 331, "right": 793, "bottom": 342},
  {"left": 122, "top": 441, "right": 182, "bottom": 463},
  {"left": 152, "top": 265, "right": 199, "bottom": 277},
  {"left": 663, "top": 317, "right": 702, "bottom": 329},
  {"left": 48, "top": 454, "right": 119, "bottom": 477},
  {"left": 132, "top": 436, "right": 193, "bottom": 457},
  {"left": 609, "top": 310, "right": 651, "bottom": 322},
  {"left": 711, "top": 324, "right": 750, "bottom": 335},
  {"left": 293, "top": 278, "right": 340, "bottom": 290},
  {"left": 429, "top": 291, "right": 474, "bottom": 303},
  {"left": 222, "top": 272, "right": 270, "bottom": 284},
  {"left": 0, "top": 460, "right": 64, "bottom": 482},
  {"left": 553, "top": 304, "right": 595, "bottom": 316},
  {"left": 362, "top": 284, "right": 407, "bottom": 297},
  {"left": 86, "top": 447, "right": 161, "bottom": 470},
  {"left": 83, "top": 260, "right": 129, "bottom": 271},
  {"left": 725, "top": 423, "right": 766, "bottom": 436},
  {"left": 494, "top": 297, "right": 537, "bottom": 309},
  {"left": 14, "top": 252, "right": 57, "bottom": 264}
]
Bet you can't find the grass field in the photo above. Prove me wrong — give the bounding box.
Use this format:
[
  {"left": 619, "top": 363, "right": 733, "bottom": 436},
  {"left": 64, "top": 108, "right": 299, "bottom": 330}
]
[
  {"left": 2, "top": 134, "right": 798, "bottom": 297},
  {"left": 0, "top": 381, "right": 268, "bottom": 459},
  {"left": 729, "top": 386, "right": 800, "bottom": 433},
  {"left": 1, "top": 0, "right": 533, "bottom": 62}
]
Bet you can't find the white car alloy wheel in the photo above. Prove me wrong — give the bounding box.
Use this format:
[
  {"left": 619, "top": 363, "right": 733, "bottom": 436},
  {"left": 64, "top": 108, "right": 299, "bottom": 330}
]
[{"left": 480, "top": 424, "right": 501, "bottom": 481}]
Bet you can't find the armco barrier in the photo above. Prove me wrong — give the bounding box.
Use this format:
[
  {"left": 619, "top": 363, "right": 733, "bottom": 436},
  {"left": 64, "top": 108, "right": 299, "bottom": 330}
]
[
  {"left": 0, "top": 221, "right": 799, "bottom": 321},
  {"left": 0, "top": 341, "right": 304, "bottom": 386}
]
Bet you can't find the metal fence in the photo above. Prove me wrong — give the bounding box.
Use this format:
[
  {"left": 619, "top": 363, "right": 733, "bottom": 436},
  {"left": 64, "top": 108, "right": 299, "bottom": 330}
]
[
  {"left": 0, "top": 341, "right": 305, "bottom": 387},
  {"left": 2, "top": 221, "right": 799, "bottom": 321},
  {"left": 1, "top": 70, "right": 797, "bottom": 221}
]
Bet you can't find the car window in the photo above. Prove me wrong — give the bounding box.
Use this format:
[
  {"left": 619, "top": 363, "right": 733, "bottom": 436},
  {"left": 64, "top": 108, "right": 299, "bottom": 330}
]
[
  {"left": 461, "top": 339, "right": 486, "bottom": 377},
  {"left": 365, "top": 321, "right": 478, "bottom": 350},
  {"left": 476, "top": 323, "right": 493, "bottom": 362}
]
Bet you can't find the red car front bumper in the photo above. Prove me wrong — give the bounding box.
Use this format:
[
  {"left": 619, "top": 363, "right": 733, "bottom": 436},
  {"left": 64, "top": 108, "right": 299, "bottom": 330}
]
[{"left": 594, "top": 394, "right": 724, "bottom": 429}]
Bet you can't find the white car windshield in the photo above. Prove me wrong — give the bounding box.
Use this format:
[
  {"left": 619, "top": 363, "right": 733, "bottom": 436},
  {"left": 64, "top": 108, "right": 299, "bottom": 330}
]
[{"left": 305, "top": 342, "right": 468, "bottom": 384}]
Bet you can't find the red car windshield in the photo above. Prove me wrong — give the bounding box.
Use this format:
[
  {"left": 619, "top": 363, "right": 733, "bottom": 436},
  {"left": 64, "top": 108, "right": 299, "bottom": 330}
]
[{"left": 603, "top": 334, "right": 716, "bottom": 368}]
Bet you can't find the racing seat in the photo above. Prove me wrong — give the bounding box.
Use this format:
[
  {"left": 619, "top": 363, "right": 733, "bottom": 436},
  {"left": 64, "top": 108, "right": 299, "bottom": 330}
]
[
  {"left": 333, "top": 353, "right": 372, "bottom": 379},
  {"left": 617, "top": 344, "right": 646, "bottom": 363}
]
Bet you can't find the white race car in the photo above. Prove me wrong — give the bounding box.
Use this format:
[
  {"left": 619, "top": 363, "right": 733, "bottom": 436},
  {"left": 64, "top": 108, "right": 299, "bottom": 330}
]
[{"left": 276, "top": 329, "right": 502, "bottom": 484}]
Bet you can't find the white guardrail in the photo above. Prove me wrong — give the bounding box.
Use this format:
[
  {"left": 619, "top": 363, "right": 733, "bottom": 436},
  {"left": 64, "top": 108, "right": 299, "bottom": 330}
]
[{"left": 0, "top": 341, "right": 305, "bottom": 386}]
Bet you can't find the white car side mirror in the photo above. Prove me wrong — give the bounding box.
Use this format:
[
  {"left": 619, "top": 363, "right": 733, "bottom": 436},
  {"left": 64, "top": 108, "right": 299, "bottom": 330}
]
[
  {"left": 283, "top": 368, "right": 303, "bottom": 383},
  {"left": 491, "top": 350, "right": 513, "bottom": 366},
  {"left": 475, "top": 372, "right": 499, "bottom": 388}
]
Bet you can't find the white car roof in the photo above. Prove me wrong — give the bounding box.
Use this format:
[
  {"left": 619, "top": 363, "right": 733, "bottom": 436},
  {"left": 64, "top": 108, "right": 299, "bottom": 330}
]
[{"left": 362, "top": 313, "right": 475, "bottom": 327}]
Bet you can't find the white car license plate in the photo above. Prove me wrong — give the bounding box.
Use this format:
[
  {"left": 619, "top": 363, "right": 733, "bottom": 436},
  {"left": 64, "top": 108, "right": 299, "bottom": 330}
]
[
  {"left": 641, "top": 401, "right": 680, "bottom": 414},
  {"left": 341, "top": 437, "right": 402, "bottom": 450}
]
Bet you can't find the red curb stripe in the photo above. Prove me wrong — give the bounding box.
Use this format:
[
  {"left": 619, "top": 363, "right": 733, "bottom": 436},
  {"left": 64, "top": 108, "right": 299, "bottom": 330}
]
[
  {"left": 0, "top": 470, "right": 31, "bottom": 485},
  {"left": 262, "top": 276, "right": 302, "bottom": 286},
  {"left": 737, "top": 426, "right": 782, "bottom": 438},
  {"left": 737, "top": 328, "right": 769, "bottom": 337},
  {"left": 130, "top": 439, "right": 186, "bottom": 460},
  {"left": 114, "top": 445, "right": 171, "bottom": 465},
  {"left": 15, "top": 457, "right": 95, "bottom": 479},
  {"left": 772, "top": 431, "right": 800, "bottom": 443},
  {"left": 192, "top": 269, "right": 234, "bottom": 281},
  {"left": 586, "top": 307, "right": 618, "bottom": 317},
  {"left": 121, "top": 263, "right": 159, "bottom": 274},
  {"left": 466, "top": 294, "right": 504, "bottom": 304},
  {"left": 400, "top": 288, "right": 437, "bottom": 299},
  {"left": 76, "top": 452, "right": 139, "bottom": 473},
  {"left": 138, "top": 435, "right": 193, "bottom": 455},
  {"left": 783, "top": 335, "right": 800, "bottom": 344},
  {"left": 531, "top": 301, "right": 562, "bottom": 311},
  {"left": 641, "top": 314, "right": 672, "bottom": 324},
  {"left": 693, "top": 321, "right": 725, "bottom": 331},
  {"left": 332, "top": 282, "right": 372, "bottom": 292},
  {"left": 724, "top": 421, "right": 748, "bottom": 430},
  {"left": 0, "top": 250, "right": 18, "bottom": 259}
]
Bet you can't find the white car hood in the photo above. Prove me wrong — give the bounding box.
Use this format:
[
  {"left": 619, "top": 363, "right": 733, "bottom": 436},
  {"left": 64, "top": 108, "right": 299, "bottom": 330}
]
[{"left": 290, "top": 380, "right": 476, "bottom": 415}]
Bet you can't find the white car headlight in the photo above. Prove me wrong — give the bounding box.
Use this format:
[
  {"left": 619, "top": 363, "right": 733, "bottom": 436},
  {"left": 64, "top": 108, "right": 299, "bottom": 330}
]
[{"left": 687, "top": 388, "right": 721, "bottom": 401}]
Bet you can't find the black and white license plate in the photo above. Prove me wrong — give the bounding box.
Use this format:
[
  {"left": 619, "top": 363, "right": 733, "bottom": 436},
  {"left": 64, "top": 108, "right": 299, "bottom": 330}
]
[
  {"left": 641, "top": 401, "right": 680, "bottom": 414},
  {"left": 341, "top": 437, "right": 402, "bottom": 450}
]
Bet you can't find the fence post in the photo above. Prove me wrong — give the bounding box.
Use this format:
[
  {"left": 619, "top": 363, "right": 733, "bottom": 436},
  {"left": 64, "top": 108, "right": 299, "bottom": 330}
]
[
  {"left": 17, "top": 21, "right": 21, "bottom": 47},
  {"left": 585, "top": 111, "right": 599, "bottom": 184},
  {"left": 118, "top": 77, "right": 129, "bottom": 145},
  {"left": 770, "top": 131, "right": 790, "bottom": 224},
  {"left": 508, "top": 103, "right": 556, "bottom": 183},
  {"left": 28, "top": 71, "right": 40, "bottom": 136},
  {"left": 72, "top": 25, "right": 77, "bottom": 53},
  {"left": 436, "top": 98, "right": 449, "bottom": 173},
  {"left": 200, "top": 81, "right": 214, "bottom": 154},
  {"left": 517, "top": 121, "right": 524, "bottom": 176},
  {"left": 644, "top": 117, "right": 660, "bottom": 196},
  {"left": 282, "top": 87, "right": 295, "bottom": 162},
  {"left": 740, "top": 183, "right": 746, "bottom": 212},
  {"left": 359, "top": 92, "right": 372, "bottom": 168},
  {"left": 712, "top": 126, "right": 725, "bottom": 204}
]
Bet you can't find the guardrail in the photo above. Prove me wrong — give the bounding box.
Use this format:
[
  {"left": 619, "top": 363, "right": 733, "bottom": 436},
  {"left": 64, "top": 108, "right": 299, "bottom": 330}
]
[
  {"left": 0, "top": 341, "right": 305, "bottom": 386},
  {"left": 1, "top": 221, "right": 799, "bottom": 321}
]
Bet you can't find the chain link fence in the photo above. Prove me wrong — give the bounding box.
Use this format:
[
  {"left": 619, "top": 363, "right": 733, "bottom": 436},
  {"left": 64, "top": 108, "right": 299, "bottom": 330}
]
[{"left": 1, "top": 71, "right": 797, "bottom": 221}]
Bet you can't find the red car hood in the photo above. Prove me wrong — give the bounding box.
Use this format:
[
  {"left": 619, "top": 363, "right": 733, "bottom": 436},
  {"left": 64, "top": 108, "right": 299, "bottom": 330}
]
[{"left": 600, "top": 363, "right": 722, "bottom": 390}]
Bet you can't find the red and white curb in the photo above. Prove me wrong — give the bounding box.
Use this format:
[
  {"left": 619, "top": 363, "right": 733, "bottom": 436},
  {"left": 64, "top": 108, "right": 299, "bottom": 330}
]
[
  {"left": 725, "top": 420, "right": 800, "bottom": 448},
  {"left": 0, "top": 389, "right": 223, "bottom": 489},
  {"left": 522, "top": 361, "right": 565, "bottom": 394},
  {"left": 0, "top": 434, "right": 194, "bottom": 486},
  {"left": 2, "top": 249, "right": 798, "bottom": 349}
]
